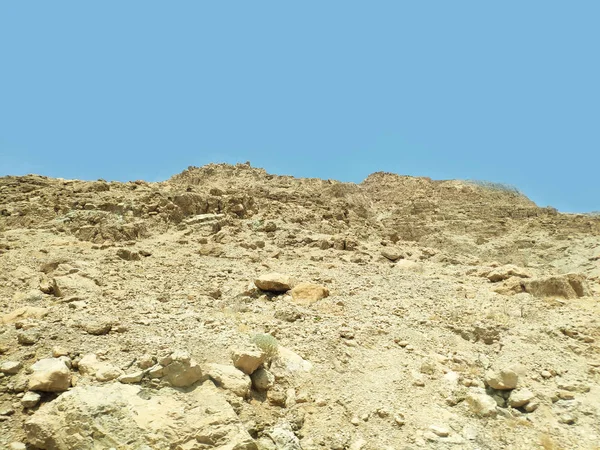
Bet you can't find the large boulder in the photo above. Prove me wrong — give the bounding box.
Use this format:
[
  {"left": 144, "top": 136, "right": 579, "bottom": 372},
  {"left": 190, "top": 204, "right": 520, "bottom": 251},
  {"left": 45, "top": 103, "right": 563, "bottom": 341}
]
[
  {"left": 522, "top": 274, "right": 589, "bottom": 299},
  {"left": 28, "top": 358, "right": 71, "bottom": 392},
  {"left": 255, "top": 273, "right": 293, "bottom": 292},
  {"left": 24, "top": 382, "right": 257, "bottom": 450}
]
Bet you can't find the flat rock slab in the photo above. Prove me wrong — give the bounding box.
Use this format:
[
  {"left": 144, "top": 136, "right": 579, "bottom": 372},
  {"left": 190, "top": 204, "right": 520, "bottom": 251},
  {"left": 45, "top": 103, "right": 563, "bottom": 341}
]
[{"left": 25, "top": 382, "right": 257, "bottom": 450}]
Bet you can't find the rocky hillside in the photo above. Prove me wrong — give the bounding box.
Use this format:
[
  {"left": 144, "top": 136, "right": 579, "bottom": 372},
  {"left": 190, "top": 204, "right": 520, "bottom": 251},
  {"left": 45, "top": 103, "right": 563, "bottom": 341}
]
[{"left": 1, "top": 163, "right": 599, "bottom": 449}]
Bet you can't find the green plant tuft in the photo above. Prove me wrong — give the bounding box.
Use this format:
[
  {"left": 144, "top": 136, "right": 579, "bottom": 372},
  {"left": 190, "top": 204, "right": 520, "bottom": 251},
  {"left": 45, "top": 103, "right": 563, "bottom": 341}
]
[{"left": 251, "top": 333, "right": 279, "bottom": 359}]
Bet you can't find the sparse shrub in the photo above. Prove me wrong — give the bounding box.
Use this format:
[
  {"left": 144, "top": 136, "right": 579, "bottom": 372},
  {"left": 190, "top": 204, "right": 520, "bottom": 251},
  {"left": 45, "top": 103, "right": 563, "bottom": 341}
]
[
  {"left": 251, "top": 333, "right": 279, "bottom": 359},
  {"left": 465, "top": 179, "right": 523, "bottom": 196}
]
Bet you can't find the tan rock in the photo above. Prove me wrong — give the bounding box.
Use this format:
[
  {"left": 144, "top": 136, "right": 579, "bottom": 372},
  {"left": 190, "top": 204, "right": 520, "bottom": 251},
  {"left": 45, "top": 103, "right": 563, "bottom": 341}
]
[
  {"left": 251, "top": 367, "right": 275, "bottom": 391},
  {"left": 485, "top": 367, "right": 520, "bottom": 390},
  {"left": 205, "top": 363, "right": 251, "bottom": 397},
  {"left": 255, "top": 272, "right": 293, "bottom": 292},
  {"left": 96, "top": 364, "right": 123, "bottom": 382},
  {"left": 508, "top": 388, "right": 535, "bottom": 408},
  {"left": 487, "top": 264, "right": 531, "bottom": 282},
  {"left": 466, "top": 391, "right": 497, "bottom": 417},
  {"left": 290, "top": 283, "right": 329, "bottom": 305},
  {"left": 28, "top": 358, "right": 71, "bottom": 392},
  {"left": 231, "top": 345, "right": 266, "bottom": 375},
  {"left": 522, "top": 274, "right": 590, "bottom": 299},
  {"left": 381, "top": 248, "right": 404, "bottom": 262},
  {"left": 270, "top": 347, "right": 313, "bottom": 380},
  {"left": 2, "top": 307, "right": 49, "bottom": 325},
  {"left": 24, "top": 382, "right": 257, "bottom": 450},
  {"left": 162, "top": 351, "right": 203, "bottom": 387}
]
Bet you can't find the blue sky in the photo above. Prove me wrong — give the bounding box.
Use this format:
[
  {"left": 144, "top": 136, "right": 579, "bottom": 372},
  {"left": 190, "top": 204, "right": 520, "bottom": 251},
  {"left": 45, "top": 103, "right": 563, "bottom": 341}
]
[{"left": 1, "top": 2, "right": 598, "bottom": 212}]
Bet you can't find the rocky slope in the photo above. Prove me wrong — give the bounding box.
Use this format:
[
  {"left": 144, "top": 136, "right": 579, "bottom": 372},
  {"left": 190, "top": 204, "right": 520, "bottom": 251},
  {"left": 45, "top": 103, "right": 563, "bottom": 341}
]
[{"left": 1, "top": 163, "right": 599, "bottom": 450}]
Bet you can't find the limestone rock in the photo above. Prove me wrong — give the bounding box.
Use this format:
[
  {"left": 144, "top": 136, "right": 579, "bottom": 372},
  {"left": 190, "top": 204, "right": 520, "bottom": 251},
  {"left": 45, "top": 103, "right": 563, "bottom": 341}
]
[
  {"left": 508, "top": 388, "right": 535, "bottom": 408},
  {"left": 267, "top": 422, "right": 302, "bottom": 450},
  {"left": 17, "top": 329, "right": 41, "bottom": 345},
  {"left": 116, "top": 248, "right": 141, "bottom": 261},
  {"left": 21, "top": 391, "right": 42, "bottom": 408},
  {"left": 255, "top": 273, "right": 293, "bottom": 292},
  {"left": 2, "top": 307, "right": 48, "bottom": 325},
  {"left": 485, "top": 367, "right": 520, "bottom": 390},
  {"left": 162, "top": 351, "right": 203, "bottom": 387},
  {"left": 24, "top": 382, "right": 257, "bottom": 450},
  {"left": 231, "top": 345, "right": 266, "bottom": 375},
  {"left": 96, "top": 364, "right": 123, "bottom": 382},
  {"left": 0, "top": 361, "right": 23, "bottom": 375},
  {"left": 251, "top": 367, "right": 275, "bottom": 391},
  {"left": 381, "top": 248, "right": 404, "bottom": 262},
  {"left": 28, "top": 358, "right": 71, "bottom": 392},
  {"left": 466, "top": 391, "right": 497, "bottom": 417},
  {"left": 522, "top": 273, "right": 590, "bottom": 299},
  {"left": 270, "top": 347, "right": 313, "bottom": 380},
  {"left": 118, "top": 371, "right": 144, "bottom": 384},
  {"left": 83, "top": 320, "right": 112, "bottom": 335},
  {"left": 205, "top": 363, "right": 251, "bottom": 397},
  {"left": 290, "top": 282, "right": 329, "bottom": 305},
  {"left": 487, "top": 264, "right": 531, "bottom": 282}
]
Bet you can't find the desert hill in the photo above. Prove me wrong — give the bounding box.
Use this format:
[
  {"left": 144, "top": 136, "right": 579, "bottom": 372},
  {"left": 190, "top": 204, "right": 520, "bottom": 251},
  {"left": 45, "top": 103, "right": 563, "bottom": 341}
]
[{"left": 1, "top": 163, "right": 599, "bottom": 449}]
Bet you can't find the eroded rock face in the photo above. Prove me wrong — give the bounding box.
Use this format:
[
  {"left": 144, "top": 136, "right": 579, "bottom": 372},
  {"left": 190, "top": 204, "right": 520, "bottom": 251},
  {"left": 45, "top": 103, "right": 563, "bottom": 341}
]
[
  {"left": 522, "top": 274, "right": 590, "bottom": 299},
  {"left": 24, "top": 382, "right": 257, "bottom": 450}
]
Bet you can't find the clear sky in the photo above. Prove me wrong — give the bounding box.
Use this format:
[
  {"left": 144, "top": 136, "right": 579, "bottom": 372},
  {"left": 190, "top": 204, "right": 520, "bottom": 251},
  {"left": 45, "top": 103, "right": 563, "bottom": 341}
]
[{"left": 1, "top": 2, "right": 598, "bottom": 212}]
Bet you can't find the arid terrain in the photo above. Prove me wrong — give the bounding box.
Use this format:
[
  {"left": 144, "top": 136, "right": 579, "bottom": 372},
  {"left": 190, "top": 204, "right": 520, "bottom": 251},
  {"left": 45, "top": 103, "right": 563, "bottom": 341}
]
[{"left": 1, "top": 163, "right": 599, "bottom": 450}]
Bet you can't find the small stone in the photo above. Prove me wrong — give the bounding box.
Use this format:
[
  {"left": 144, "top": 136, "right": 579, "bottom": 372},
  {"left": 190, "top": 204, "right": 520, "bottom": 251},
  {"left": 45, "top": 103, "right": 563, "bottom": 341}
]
[
  {"left": 314, "top": 397, "right": 327, "bottom": 407},
  {"left": 557, "top": 390, "right": 575, "bottom": 400},
  {"left": 508, "top": 388, "right": 535, "bottom": 408},
  {"left": 138, "top": 354, "right": 155, "bottom": 369},
  {"left": 17, "top": 329, "right": 41, "bottom": 345},
  {"left": 21, "top": 391, "right": 42, "bottom": 408},
  {"left": 52, "top": 347, "right": 69, "bottom": 358},
  {"left": 0, "top": 361, "right": 22, "bottom": 375},
  {"left": 485, "top": 367, "right": 520, "bottom": 390},
  {"left": 351, "top": 416, "right": 360, "bottom": 426},
  {"left": 524, "top": 400, "right": 540, "bottom": 412},
  {"left": 466, "top": 391, "right": 497, "bottom": 417},
  {"left": 429, "top": 425, "right": 450, "bottom": 437},
  {"left": 28, "top": 358, "right": 71, "bottom": 392},
  {"left": 95, "top": 365, "right": 123, "bottom": 382},
  {"left": 251, "top": 367, "right": 275, "bottom": 391},
  {"left": 8, "top": 443, "right": 27, "bottom": 450},
  {"left": 83, "top": 321, "right": 112, "bottom": 335},
  {"left": 394, "top": 415, "right": 405, "bottom": 426},
  {"left": 0, "top": 406, "right": 15, "bottom": 416},
  {"left": 146, "top": 364, "right": 164, "bottom": 378},
  {"left": 118, "top": 371, "right": 144, "bottom": 384},
  {"left": 290, "top": 283, "right": 329, "bottom": 305},
  {"left": 463, "top": 425, "right": 478, "bottom": 441},
  {"left": 205, "top": 363, "right": 251, "bottom": 397},
  {"left": 541, "top": 370, "right": 553, "bottom": 379},
  {"left": 255, "top": 273, "right": 293, "bottom": 292},
  {"left": 381, "top": 248, "right": 404, "bottom": 262},
  {"left": 559, "top": 413, "right": 576, "bottom": 425},
  {"left": 231, "top": 345, "right": 266, "bottom": 375},
  {"left": 116, "top": 248, "right": 141, "bottom": 261}
]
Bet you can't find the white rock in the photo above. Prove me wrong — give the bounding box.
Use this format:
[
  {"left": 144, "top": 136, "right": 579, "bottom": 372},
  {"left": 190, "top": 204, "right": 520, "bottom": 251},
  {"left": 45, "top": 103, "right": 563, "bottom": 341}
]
[
  {"left": 162, "top": 351, "right": 203, "bottom": 387},
  {"left": 270, "top": 347, "right": 312, "bottom": 380},
  {"left": 0, "top": 361, "right": 22, "bottom": 375},
  {"left": 21, "top": 391, "right": 42, "bottom": 408}
]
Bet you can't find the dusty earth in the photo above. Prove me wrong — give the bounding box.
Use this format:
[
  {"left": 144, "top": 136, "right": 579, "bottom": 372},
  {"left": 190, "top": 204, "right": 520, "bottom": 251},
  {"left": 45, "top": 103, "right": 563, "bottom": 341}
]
[{"left": 1, "top": 163, "right": 599, "bottom": 450}]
